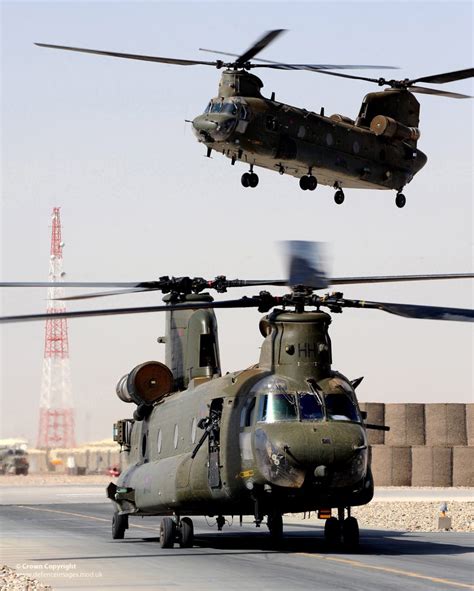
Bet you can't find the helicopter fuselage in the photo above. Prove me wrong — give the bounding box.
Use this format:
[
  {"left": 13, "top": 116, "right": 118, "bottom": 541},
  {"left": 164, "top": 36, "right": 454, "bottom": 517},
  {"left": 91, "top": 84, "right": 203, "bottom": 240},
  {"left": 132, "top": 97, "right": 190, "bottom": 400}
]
[
  {"left": 110, "top": 310, "right": 374, "bottom": 520},
  {"left": 192, "top": 69, "right": 427, "bottom": 191}
]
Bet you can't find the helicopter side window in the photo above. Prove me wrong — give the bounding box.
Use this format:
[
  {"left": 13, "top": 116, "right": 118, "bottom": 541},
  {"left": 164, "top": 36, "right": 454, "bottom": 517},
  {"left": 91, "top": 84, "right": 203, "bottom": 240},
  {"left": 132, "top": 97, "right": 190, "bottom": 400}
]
[
  {"left": 258, "top": 393, "right": 298, "bottom": 423},
  {"left": 325, "top": 393, "right": 360, "bottom": 422},
  {"left": 298, "top": 392, "right": 324, "bottom": 421}
]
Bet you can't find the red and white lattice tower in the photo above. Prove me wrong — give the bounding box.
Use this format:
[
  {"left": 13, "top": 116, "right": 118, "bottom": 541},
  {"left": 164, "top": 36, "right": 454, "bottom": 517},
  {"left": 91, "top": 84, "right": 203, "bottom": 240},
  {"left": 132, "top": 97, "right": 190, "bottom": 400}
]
[{"left": 37, "top": 208, "right": 76, "bottom": 449}]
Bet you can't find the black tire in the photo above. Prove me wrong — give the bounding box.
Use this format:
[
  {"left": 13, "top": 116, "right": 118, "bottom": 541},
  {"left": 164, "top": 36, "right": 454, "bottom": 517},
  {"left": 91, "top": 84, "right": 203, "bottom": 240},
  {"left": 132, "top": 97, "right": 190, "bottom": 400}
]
[
  {"left": 267, "top": 512, "right": 283, "bottom": 541},
  {"left": 179, "top": 517, "right": 194, "bottom": 548},
  {"left": 112, "top": 511, "right": 128, "bottom": 540},
  {"left": 395, "top": 193, "right": 406, "bottom": 208},
  {"left": 324, "top": 516, "right": 341, "bottom": 548},
  {"left": 342, "top": 516, "right": 359, "bottom": 550},
  {"left": 334, "top": 190, "right": 345, "bottom": 205},
  {"left": 160, "top": 517, "right": 176, "bottom": 548},
  {"left": 241, "top": 172, "right": 250, "bottom": 188},
  {"left": 299, "top": 176, "right": 309, "bottom": 190},
  {"left": 249, "top": 173, "right": 259, "bottom": 188},
  {"left": 308, "top": 175, "right": 318, "bottom": 191}
]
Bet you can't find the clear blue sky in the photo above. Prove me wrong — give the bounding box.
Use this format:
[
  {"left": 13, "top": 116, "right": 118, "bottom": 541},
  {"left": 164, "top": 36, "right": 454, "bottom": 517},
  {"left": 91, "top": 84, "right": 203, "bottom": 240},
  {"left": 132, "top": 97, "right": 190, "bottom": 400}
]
[{"left": 1, "top": 1, "right": 473, "bottom": 444}]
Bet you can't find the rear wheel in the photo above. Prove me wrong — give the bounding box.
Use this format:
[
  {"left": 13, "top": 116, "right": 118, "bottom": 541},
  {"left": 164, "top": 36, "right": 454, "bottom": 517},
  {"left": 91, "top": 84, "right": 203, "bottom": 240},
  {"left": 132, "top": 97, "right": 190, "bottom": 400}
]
[
  {"left": 395, "top": 193, "right": 406, "bottom": 208},
  {"left": 179, "top": 517, "right": 194, "bottom": 548},
  {"left": 299, "top": 176, "right": 309, "bottom": 190},
  {"left": 308, "top": 175, "right": 318, "bottom": 191},
  {"left": 249, "top": 172, "right": 259, "bottom": 188},
  {"left": 160, "top": 517, "right": 176, "bottom": 548},
  {"left": 112, "top": 511, "right": 128, "bottom": 540},
  {"left": 334, "top": 189, "right": 345, "bottom": 205}
]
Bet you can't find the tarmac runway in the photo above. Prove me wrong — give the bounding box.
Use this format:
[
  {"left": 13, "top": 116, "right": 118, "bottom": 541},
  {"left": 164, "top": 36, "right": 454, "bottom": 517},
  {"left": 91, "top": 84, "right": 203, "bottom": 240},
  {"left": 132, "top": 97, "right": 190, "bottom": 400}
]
[{"left": 0, "top": 485, "right": 473, "bottom": 591}]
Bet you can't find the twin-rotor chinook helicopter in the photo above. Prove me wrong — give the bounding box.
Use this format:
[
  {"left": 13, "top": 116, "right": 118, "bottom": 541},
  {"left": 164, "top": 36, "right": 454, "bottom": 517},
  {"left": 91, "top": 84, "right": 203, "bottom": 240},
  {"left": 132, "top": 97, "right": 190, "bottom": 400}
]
[
  {"left": 36, "top": 30, "right": 473, "bottom": 208},
  {"left": 2, "top": 242, "right": 474, "bottom": 549}
]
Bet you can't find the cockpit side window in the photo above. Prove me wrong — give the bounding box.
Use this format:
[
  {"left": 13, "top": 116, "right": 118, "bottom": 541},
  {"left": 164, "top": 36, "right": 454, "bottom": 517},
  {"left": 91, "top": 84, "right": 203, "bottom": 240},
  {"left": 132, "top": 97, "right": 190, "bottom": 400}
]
[
  {"left": 325, "top": 393, "right": 360, "bottom": 422},
  {"left": 204, "top": 102, "right": 212, "bottom": 113},
  {"left": 240, "top": 397, "right": 256, "bottom": 428}
]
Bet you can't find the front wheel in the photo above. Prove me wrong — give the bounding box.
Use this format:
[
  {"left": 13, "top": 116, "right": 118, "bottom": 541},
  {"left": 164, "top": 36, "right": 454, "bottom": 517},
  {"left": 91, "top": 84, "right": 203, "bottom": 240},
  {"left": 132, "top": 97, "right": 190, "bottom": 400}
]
[
  {"left": 112, "top": 511, "right": 128, "bottom": 540},
  {"left": 342, "top": 516, "right": 359, "bottom": 550},
  {"left": 267, "top": 512, "right": 283, "bottom": 541},
  {"left": 324, "top": 517, "right": 341, "bottom": 548}
]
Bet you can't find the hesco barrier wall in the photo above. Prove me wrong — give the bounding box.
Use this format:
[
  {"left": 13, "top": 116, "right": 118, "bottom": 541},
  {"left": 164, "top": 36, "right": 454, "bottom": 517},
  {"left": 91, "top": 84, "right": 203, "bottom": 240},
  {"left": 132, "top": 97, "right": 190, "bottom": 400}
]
[
  {"left": 360, "top": 403, "right": 473, "bottom": 486},
  {"left": 23, "top": 404, "right": 473, "bottom": 485}
]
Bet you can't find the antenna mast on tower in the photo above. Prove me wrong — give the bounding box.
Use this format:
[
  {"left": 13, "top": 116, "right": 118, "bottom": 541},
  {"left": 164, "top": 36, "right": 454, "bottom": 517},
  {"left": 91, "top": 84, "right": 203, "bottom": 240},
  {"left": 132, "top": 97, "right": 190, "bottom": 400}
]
[{"left": 37, "top": 207, "right": 76, "bottom": 449}]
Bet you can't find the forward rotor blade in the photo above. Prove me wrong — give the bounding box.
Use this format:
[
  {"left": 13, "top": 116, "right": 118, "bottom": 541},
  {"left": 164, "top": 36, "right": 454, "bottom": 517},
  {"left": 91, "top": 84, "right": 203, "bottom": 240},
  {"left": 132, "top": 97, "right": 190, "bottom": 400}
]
[
  {"left": 409, "top": 86, "right": 472, "bottom": 99},
  {"left": 338, "top": 298, "right": 474, "bottom": 322},
  {"left": 57, "top": 287, "right": 158, "bottom": 301},
  {"left": 330, "top": 272, "right": 474, "bottom": 285},
  {"left": 409, "top": 68, "right": 474, "bottom": 85},
  {"left": 235, "top": 29, "right": 286, "bottom": 66},
  {"left": 200, "top": 48, "right": 396, "bottom": 71},
  {"left": 35, "top": 43, "right": 219, "bottom": 67},
  {"left": 0, "top": 296, "right": 273, "bottom": 324}
]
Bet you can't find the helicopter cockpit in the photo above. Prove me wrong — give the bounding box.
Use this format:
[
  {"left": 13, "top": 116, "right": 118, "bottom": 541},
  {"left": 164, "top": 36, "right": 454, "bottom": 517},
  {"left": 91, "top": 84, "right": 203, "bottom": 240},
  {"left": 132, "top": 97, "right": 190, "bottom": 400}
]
[
  {"left": 204, "top": 99, "right": 249, "bottom": 120},
  {"left": 247, "top": 375, "right": 361, "bottom": 425}
]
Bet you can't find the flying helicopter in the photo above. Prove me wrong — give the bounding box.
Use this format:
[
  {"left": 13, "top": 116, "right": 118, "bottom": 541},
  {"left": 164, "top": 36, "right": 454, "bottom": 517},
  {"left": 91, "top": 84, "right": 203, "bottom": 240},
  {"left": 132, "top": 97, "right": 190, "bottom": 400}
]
[
  {"left": 35, "top": 30, "right": 473, "bottom": 208},
  {"left": 2, "top": 242, "right": 473, "bottom": 549}
]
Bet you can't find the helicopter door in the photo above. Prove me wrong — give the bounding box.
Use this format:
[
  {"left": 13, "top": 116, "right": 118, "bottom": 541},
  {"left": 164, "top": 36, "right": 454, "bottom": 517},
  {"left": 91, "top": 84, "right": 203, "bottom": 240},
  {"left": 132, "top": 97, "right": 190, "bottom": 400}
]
[{"left": 208, "top": 398, "right": 223, "bottom": 489}]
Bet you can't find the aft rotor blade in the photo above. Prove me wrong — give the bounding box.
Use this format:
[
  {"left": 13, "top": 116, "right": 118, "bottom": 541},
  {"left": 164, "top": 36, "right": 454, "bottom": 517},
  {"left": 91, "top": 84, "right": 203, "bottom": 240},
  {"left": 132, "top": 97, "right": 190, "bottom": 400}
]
[
  {"left": 0, "top": 281, "right": 141, "bottom": 288},
  {"left": 35, "top": 43, "right": 219, "bottom": 67},
  {"left": 0, "top": 297, "right": 272, "bottom": 324},
  {"left": 330, "top": 273, "right": 474, "bottom": 285},
  {"left": 338, "top": 299, "right": 474, "bottom": 322},
  {"left": 409, "top": 86, "right": 473, "bottom": 99},
  {"left": 409, "top": 68, "right": 474, "bottom": 85},
  {"left": 235, "top": 29, "right": 286, "bottom": 66}
]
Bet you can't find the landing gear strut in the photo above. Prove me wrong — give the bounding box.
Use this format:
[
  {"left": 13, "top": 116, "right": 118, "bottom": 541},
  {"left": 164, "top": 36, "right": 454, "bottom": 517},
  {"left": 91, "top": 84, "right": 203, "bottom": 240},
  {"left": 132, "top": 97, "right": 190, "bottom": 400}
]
[
  {"left": 241, "top": 165, "right": 259, "bottom": 188},
  {"left": 324, "top": 507, "right": 359, "bottom": 550}
]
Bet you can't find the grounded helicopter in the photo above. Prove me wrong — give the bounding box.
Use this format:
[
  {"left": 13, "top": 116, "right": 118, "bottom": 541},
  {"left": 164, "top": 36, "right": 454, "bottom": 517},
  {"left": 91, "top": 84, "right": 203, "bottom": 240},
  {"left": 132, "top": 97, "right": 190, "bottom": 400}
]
[
  {"left": 36, "top": 30, "right": 473, "bottom": 208},
  {"left": 2, "top": 242, "right": 473, "bottom": 549}
]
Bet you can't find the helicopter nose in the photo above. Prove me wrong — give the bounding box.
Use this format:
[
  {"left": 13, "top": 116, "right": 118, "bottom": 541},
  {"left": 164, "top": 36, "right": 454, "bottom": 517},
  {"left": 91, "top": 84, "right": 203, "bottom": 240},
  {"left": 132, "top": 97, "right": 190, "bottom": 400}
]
[{"left": 192, "top": 116, "right": 218, "bottom": 134}]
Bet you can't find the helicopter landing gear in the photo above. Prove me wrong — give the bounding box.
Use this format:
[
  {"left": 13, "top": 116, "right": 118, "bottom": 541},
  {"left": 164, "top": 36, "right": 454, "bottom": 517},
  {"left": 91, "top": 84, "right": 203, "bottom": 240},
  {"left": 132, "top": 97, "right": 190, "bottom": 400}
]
[
  {"left": 334, "top": 189, "right": 345, "bottom": 205},
  {"left": 299, "top": 174, "right": 317, "bottom": 191},
  {"left": 267, "top": 511, "right": 283, "bottom": 542},
  {"left": 395, "top": 192, "right": 406, "bottom": 208},
  {"left": 241, "top": 171, "right": 259, "bottom": 188},
  {"left": 159, "top": 516, "right": 176, "bottom": 548},
  {"left": 324, "top": 508, "right": 359, "bottom": 550},
  {"left": 111, "top": 510, "right": 128, "bottom": 540}
]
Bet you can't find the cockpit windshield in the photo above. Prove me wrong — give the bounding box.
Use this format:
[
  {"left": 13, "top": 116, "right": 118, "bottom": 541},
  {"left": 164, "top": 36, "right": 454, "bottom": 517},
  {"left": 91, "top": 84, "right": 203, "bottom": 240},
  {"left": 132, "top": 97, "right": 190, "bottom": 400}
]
[
  {"left": 325, "top": 393, "right": 360, "bottom": 422},
  {"left": 205, "top": 100, "right": 243, "bottom": 117},
  {"left": 258, "top": 393, "right": 298, "bottom": 422}
]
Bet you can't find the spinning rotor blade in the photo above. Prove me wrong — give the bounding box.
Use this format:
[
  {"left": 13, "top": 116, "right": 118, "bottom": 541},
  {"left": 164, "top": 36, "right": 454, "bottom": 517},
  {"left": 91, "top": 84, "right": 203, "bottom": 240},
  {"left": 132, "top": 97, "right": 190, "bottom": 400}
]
[
  {"left": 0, "top": 295, "right": 276, "bottom": 324},
  {"left": 330, "top": 272, "right": 474, "bottom": 285},
  {"left": 199, "top": 48, "right": 397, "bottom": 71},
  {"left": 35, "top": 43, "right": 219, "bottom": 67},
  {"left": 336, "top": 298, "right": 474, "bottom": 323},
  {"left": 408, "top": 68, "right": 474, "bottom": 85},
  {"left": 235, "top": 29, "right": 286, "bottom": 65},
  {"left": 408, "top": 86, "right": 472, "bottom": 99}
]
